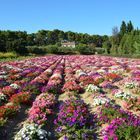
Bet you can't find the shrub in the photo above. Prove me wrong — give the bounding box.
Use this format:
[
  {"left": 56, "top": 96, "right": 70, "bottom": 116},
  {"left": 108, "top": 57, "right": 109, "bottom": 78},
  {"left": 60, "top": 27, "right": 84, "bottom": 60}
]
[
  {"left": 0, "top": 52, "right": 17, "bottom": 59},
  {"left": 76, "top": 44, "right": 95, "bottom": 54},
  {"left": 58, "top": 47, "right": 75, "bottom": 54},
  {"left": 27, "top": 46, "right": 45, "bottom": 54},
  {"left": 45, "top": 45, "right": 58, "bottom": 54}
]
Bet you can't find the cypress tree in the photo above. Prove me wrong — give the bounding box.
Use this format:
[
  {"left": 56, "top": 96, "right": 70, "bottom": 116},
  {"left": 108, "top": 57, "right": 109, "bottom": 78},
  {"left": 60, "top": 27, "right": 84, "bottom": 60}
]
[
  {"left": 127, "top": 20, "right": 134, "bottom": 33},
  {"left": 120, "top": 21, "right": 127, "bottom": 36}
]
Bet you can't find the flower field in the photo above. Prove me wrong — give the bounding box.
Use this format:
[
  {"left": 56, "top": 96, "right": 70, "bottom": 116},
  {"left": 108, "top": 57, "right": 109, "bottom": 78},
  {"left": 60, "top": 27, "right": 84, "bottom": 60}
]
[{"left": 0, "top": 55, "right": 140, "bottom": 140}]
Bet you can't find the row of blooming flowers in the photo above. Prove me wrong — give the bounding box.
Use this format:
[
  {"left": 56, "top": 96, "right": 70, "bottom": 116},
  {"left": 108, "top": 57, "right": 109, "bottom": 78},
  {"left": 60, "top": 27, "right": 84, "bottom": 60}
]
[
  {"left": 14, "top": 57, "right": 66, "bottom": 139},
  {"left": 0, "top": 56, "right": 61, "bottom": 127},
  {"left": 65, "top": 56, "right": 140, "bottom": 139},
  {"left": 62, "top": 59, "right": 82, "bottom": 94},
  {"left": 0, "top": 56, "right": 59, "bottom": 106},
  {"left": 14, "top": 92, "right": 56, "bottom": 140},
  {"left": 68, "top": 56, "right": 140, "bottom": 110},
  {"left": 0, "top": 55, "right": 140, "bottom": 139},
  {"left": 41, "top": 59, "right": 65, "bottom": 94}
]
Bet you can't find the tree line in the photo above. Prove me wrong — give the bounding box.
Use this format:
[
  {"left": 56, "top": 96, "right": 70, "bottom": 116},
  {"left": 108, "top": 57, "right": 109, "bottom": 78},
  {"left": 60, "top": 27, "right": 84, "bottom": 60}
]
[
  {"left": 103, "top": 21, "right": 140, "bottom": 57},
  {"left": 0, "top": 29, "right": 108, "bottom": 54},
  {"left": 0, "top": 20, "right": 140, "bottom": 56}
]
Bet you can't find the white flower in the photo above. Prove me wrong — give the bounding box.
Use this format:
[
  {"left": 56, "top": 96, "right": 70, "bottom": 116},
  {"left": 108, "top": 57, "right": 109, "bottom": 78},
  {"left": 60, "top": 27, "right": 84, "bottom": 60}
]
[
  {"left": 115, "top": 91, "right": 135, "bottom": 99},
  {"left": 93, "top": 96, "right": 110, "bottom": 106},
  {"left": 0, "top": 93, "right": 7, "bottom": 102},
  {"left": 14, "top": 123, "right": 50, "bottom": 140},
  {"left": 45, "top": 69, "right": 52, "bottom": 74},
  {"left": 0, "top": 75, "right": 7, "bottom": 79},
  {"left": 39, "top": 136, "right": 44, "bottom": 139},
  {"left": 25, "top": 137, "right": 30, "bottom": 140},
  {"left": 97, "top": 69, "right": 106, "bottom": 73},
  {"left": 86, "top": 84, "right": 100, "bottom": 92},
  {"left": 124, "top": 82, "right": 138, "bottom": 89},
  {"left": 0, "top": 71, "right": 6, "bottom": 75},
  {"left": 10, "top": 83, "right": 20, "bottom": 89},
  {"left": 51, "top": 73, "right": 62, "bottom": 79},
  {"left": 76, "top": 70, "right": 87, "bottom": 77}
]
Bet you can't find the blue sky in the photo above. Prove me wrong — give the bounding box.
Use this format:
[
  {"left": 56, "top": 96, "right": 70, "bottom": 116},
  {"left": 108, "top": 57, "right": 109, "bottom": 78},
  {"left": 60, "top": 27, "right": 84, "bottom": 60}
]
[{"left": 0, "top": 0, "right": 140, "bottom": 35}]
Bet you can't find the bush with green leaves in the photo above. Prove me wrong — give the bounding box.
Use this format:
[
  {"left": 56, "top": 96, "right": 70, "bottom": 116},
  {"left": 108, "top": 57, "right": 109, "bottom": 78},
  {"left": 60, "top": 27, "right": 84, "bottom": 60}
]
[{"left": 76, "top": 44, "right": 95, "bottom": 54}]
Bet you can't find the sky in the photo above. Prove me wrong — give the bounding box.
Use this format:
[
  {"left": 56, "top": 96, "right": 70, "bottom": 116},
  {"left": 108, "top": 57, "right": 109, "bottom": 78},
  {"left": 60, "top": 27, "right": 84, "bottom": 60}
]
[{"left": 0, "top": 0, "right": 140, "bottom": 35}]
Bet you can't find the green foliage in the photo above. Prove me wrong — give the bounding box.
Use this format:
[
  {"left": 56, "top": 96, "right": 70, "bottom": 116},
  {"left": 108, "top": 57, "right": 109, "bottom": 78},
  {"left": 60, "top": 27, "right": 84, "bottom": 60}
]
[
  {"left": 58, "top": 46, "right": 75, "bottom": 54},
  {"left": 27, "top": 46, "right": 46, "bottom": 54},
  {"left": 0, "top": 21, "right": 139, "bottom": 57},
  {"left": 120, "top": 21, "right": 127, "bottom": 36},
  {"left": 67, "top": 128, "right": 95, "bottom": 140},
  {"left": 0, "top": 52, "right": 17, "bottom": 59},
  {"left": 133, "top": 41, "right": 140, "bottom": 54},
  {"left": 118, "top": 30, "right": 140, "bottom": 55},
  {"left": 0, "top": 118, "right": 7, "bottom": 127},
  {"left": 127, "top": 20, "right": 134, "bottom": 33},
  {"left": 115, "top": 124, "right": 140, "bottom": 140},
  {"left": 45, "top": 45, "right": 58, "bottom": 54},
  {"left": 102, "top": 40, "right": 111, "bottom": 54},
  {"left": 76, "top": 44, "right": 95, "bottom": 54},
  {"left": 100, "top": 106, "right": 128, "bottom": 123}
]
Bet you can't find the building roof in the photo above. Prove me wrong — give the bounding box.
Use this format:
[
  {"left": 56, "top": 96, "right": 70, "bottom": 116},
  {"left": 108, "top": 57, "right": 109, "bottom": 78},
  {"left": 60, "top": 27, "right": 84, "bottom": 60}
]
[{"left": 61, "top": 41, "right": 75, "bottom": 45}]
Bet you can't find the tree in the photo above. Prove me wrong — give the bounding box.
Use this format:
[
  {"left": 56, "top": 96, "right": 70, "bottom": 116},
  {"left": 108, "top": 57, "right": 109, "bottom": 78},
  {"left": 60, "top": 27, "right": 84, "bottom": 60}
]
[
  {"left": 127, "top": 20, "right": 134, "bottom": 33},
  {"left": 120, "top": 21, "right": 127, "bottom": 36},
  {"left": 102, "top": 40, "right": 111, "bottom": 54},
  {"left": 133, "top": 41, "right": 140, "bottom": 54},
  {"left": 35, "top": 30, "right": 47, "bottom": 46},
  {"left": 110, "top": 26, "right": 120, "bottom": 54}
]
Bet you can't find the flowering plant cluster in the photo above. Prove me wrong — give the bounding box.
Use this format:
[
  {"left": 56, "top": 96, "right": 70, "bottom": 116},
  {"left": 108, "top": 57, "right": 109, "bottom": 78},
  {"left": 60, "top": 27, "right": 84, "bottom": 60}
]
[
  {"left": 45, "top": 61, "right": 64, "bottom": 94},
  {"left": 122, "top": 97, "right": 140, "bottom": 111},
  {"left": 30, "top": 62, "right": 58, "bottom": 85},
  {"left": 75, "top": 70, "right": 87, "bottom": 79},
  {"left": 98, "top": 104, "right": 132, "bottom": 123},
  {"left": 91, "top": 73, "right": 104, "bottom": 85},
  {"left": 100, "top": 80, "right": 116, "bottom": 89},
  {"left": 92, "top": 95, "right": 111, "bottom": 106},
  {"left": 0, "top": 103, "right": 20, "bottom": 119},
  {"left": 105, "top": 73, "right": 122, "bottom": 83},
  {"left": 2, "top": 86, "right": 16, "bottom": 97},
  {"left": 131, "top": 70, "right": 140, "bottom": 81},
  {"left": 102, "top": 117, "right": 140, "bottom": 140},
  {"left": 114, "top": 90, "right": 135, "bottom": 100},
  {"left": 54, "top": 98, "right": 96, "bottom": 139},
  {"left": 124, "top": 81, "right": 139, "bottom": 89},
  {"left": 85, "top": 84, "right": 101, "bottom": 93},
  {"left": 108, "top": 66, "right": 124, "bottom": 74},
  {"left": 28, "top": 93, "right": 55, "bottom": 125},
  {"left": 0, "top": 73, "right": 8, "bottom": 87},
  {"left": 0, "top": 92, "right": 7, "bottom": 106},
  {"left": 14, "top": 123, "right": 51, "bottom": 140},
  {"left": 9, "top": 83, "right": 20, "bottom": 89},
  {"left": 79, "top": 75, "right": 95, "bottom": 87},
  {"left": 9, "top": 92, "right": 31, "bottom": 105},
  {"left": 62, "top": 81, "right": 82, "bottom": 93}
]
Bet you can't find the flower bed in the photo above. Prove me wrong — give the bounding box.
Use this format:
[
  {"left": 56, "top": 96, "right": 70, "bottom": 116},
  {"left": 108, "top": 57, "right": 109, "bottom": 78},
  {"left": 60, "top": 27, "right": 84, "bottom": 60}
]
[
  {"left": 0, "top": 55, "right": 140, "bottom": 139},
  {"left": 54, "top": 98, "right": 96, "bottom": 139}
]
